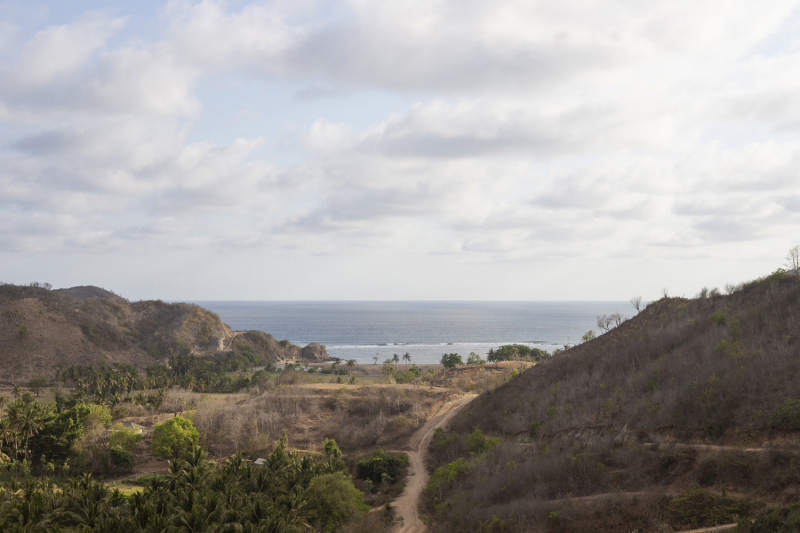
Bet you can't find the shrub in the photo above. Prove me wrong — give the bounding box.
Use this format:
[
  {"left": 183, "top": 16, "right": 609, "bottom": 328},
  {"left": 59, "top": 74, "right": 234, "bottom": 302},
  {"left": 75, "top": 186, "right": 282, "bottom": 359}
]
[
  {"left": 395, "top": 369, "right": 420, "bottom": 384},
  {"left": 466, "top": 429, "right": 499, "bottom": 454},
  {"left": 770, "top": 398, "right": 800, "bottom": 430},
  {"left": 109, "top": 446, "right": 134, "bottom": 468},
  {"left": 17, "top": 325, "right": 29, "bottom": 339},
  {"left": 467, "top": 352, "right": 486, "bottom": 365},
  {"left": 426, "top": 457, "right": 469, "bottom": 506},
  {"left": 666, "top": 487, "right": 760, "bottom": 530},
  {"left": 110, "top": 423, "right": 143, "bottom": 451},
  {"left": 547, "top": 511, "right": 561, "bottom": 530},
  {"left": 306, "top": 472, "right": 368, "bottom": 533},
  {"left": 356, "top": 449, "right": 408, "bottom": 484},
  {"left": 528, "top": 422, "right": 541, "bottom": 437},
  {"left": 709, "top": 309, "right": 728, "bottom": 325},
  {"left": 745, "top": 502, "right": 800, "bottom": 532}
]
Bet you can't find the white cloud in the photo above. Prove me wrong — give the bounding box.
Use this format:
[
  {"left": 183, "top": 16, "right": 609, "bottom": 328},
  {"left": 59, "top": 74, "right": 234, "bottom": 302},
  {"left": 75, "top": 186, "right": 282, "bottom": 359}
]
[
  {"left": 16, "top": 13, "right": 126, "bottom": 86},
  {"left": 3, "top": 0, "right": 800, "bottom": 298}
]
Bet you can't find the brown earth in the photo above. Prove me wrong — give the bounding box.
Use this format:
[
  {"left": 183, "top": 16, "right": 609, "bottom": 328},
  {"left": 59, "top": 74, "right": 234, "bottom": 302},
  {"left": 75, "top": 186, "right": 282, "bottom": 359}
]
[{"left": 392, "top": 394, "right": 478, "bottom": 533}]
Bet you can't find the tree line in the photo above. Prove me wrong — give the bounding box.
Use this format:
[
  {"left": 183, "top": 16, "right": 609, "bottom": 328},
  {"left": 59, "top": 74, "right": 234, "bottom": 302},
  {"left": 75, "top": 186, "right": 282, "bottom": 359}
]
[{"left": 0, "top": 434, "right": 372, "bottom": 532}]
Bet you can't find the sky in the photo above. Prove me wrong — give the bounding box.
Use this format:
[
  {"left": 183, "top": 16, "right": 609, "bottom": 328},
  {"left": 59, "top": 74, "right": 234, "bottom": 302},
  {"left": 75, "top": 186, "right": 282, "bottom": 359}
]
[{"left": 2, "top": 0, "right": 800, "bottom": 301}]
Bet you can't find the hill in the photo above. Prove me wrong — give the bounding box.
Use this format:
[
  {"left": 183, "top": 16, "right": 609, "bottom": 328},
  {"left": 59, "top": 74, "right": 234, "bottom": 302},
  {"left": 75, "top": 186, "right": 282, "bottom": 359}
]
[
  {"left": 0, "top": 283, "right": 327, "bottom": 385},
  {"left": 54, "top": 285, "right": 126, "bottom": 302},
  {"left": 424, "top": 271, "right": 800, "bottom": 532}
]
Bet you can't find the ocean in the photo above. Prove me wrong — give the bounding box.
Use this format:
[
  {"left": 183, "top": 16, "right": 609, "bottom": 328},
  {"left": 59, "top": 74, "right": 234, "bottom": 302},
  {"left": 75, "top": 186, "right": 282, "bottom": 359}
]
[{"left": 190, "top": 301, "right": 630, "bottom": 365}]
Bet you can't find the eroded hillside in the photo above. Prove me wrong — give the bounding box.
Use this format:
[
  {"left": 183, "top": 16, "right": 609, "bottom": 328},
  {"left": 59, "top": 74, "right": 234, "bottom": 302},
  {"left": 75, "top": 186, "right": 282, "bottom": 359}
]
[{"left": 0, "top": 283, "right": 326, "bottom": 385}]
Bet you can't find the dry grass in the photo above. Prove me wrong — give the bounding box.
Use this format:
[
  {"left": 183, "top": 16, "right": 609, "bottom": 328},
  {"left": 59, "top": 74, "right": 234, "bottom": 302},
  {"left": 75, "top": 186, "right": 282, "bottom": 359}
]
[{"left": 187, "top": 385, "right": 449, "bottom": 456}]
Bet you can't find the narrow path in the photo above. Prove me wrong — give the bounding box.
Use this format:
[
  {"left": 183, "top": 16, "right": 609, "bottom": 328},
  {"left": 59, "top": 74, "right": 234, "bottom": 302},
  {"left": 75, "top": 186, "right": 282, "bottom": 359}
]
[
  {"left": 682, "top": 525, "right": 737, "bottom": 533},
  {"left": 392, "top": 394, "right": 478, "bottom": 533}
]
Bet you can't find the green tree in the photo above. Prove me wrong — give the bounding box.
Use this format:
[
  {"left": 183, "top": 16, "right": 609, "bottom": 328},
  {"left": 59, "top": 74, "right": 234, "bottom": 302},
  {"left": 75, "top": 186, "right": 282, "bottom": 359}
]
[
  {"left": 32, "top": 403, "right": 79, "bottom": 460},
  {"left": 27, "top": 376, "right": 49, "bottom": 397},
  {"left": 466, "top": 352, "right": 485, "bottom": 365},
  {"left": 306, "top": 472, "right": 368, "bottom": 533},
  {"left": 440, "top": 353, "right": 463, "bottom": 369},
  {"left": 402, "top": 352, "right": 411, "bottom": 365},
  {"left": 109, "top": 445, "right": 134, "bottom": 469},
  {"left": 17, "top": 325, "right": 29, "bottom": 339},
  {"left": 151, "top": 416, "right": 200, "bottom": 458}
]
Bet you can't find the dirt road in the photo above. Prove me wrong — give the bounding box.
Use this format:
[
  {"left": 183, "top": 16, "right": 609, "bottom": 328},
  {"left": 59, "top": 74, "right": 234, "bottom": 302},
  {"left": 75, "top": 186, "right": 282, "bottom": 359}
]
[{"left": 392, "top": 394, "right": 477, "bottom": 533}]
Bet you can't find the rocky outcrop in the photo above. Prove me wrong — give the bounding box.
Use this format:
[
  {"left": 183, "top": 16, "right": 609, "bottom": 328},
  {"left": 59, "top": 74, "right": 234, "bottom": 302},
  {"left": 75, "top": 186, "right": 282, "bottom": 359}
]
[{"left": 300, "top": 342, "right": 329, "bottom": 361}]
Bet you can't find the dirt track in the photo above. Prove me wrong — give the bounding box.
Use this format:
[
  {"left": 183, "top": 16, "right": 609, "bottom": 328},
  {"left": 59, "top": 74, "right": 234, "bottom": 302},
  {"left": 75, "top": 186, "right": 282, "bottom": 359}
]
[{"left": 392, "top": 394, "right": 477, "bottom": 533}]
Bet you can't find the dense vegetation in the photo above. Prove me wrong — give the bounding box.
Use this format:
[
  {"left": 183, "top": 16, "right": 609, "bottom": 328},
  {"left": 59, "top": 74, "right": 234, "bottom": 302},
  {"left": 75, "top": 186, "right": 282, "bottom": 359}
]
[
  {"left": 424, "top": 271, "right": 800, "bottom": 532},
  {"left": 0, "top": 436, "right": 375, "bottom": 532},
  {"left": 487, "top": 344, "right": 549, "bottom": 363}
]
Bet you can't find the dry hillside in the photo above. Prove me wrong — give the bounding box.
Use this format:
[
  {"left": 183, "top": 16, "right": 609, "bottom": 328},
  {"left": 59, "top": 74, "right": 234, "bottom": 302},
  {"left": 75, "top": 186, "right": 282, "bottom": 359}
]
[
  {"left": 426, "top": 272, "right": 800, "bottom": 532},
  {"left": 0, "top": 283, "right": 326, "bottom": 385}
]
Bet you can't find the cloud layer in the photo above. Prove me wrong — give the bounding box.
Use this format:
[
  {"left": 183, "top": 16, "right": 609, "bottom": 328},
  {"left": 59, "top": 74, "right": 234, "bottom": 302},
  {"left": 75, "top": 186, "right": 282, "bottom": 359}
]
[{"left": 2, "top": 0, "right": 800, "bottom": 299}]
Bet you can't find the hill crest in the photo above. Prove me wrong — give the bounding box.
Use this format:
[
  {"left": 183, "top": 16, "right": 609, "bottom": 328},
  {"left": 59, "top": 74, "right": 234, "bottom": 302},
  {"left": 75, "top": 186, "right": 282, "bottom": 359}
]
[{"left": 0, "top": 283, "right": 327, "bottom": 385}]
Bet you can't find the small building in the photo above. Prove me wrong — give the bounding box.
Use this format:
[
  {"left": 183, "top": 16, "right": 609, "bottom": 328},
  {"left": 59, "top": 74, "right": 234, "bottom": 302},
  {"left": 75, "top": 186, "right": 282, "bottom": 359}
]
[{"left": 121, "top": 422, "right": 144, "bottom": 434}]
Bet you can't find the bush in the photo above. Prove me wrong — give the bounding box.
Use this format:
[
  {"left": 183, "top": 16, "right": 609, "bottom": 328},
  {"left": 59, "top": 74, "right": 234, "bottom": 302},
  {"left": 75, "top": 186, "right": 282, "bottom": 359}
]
[
  {"left": 306, "top": 472, "right": 368, "bottom": 533},
  {"left": 709, "top": 309, "right": 728, "bottom": 325},
  {"left": 395, "top": 368, "right": 420, "bottom": 384},
  {"left": 467, "top": 352, "right": 486, "bottom": 365},
  {"left": 134, "top": 474, "right": 171, "bottom": 487},
  {"left": 488, "top": 344, "right": 549, "bottom": 362},
  {"left": 110, "top": 424, "right": 143, "bottom": 451},
  {"left": 745, "top": 502, "right": 800, "bottom": 532},
  {"left": 770, "top": 399, "right": 800, "bottom": 430},
  {"left": 666, "top": 487, "right": 760, "bottom": 530},
  {"left": 466, "top": 429, "right": 499, "bottom": 454},
  {"left": 109, "top": 446, "right": 134, "bottom": 468},
  {"left": 356, "top": 449, "right": 408, "bottom": 484},
  {"left": 426, "top": 458, "right": 469, "bottom": 506}
]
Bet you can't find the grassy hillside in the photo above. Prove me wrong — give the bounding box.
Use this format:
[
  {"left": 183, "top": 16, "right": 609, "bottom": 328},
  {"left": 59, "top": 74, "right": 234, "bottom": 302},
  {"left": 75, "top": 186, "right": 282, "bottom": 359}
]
[
  {"left": 425, "top": 271, "right": 800, "bottom": 532},
  {"left": 0, "top": 283, "right": 323, "bottom": 385}
]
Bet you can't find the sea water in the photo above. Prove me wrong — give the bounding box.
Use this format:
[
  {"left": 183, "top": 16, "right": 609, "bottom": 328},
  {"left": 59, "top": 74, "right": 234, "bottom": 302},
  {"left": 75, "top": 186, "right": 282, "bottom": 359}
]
[{"left": 189, "top": 301, "right": 630, "bottom": 365}]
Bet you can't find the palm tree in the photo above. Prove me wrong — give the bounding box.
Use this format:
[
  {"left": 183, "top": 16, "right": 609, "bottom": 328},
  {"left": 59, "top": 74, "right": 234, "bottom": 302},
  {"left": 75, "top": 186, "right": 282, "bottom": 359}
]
[
  {"left": 373, "top": 355, "right": 379, "bottom": 365},
  {"left": 11, "top": 384, "right": 21, "bottom": 399},
  {"left": 402, "top": 352, "right": 411, "bottom": 365},
  {"left": 5, "top": 400, "right": 21, "bottom": 459},
  {"left": 0, "top": 395, "right": 6, "bottom": 416},
  {"left": 0, "top": 418, "right": 12, "bottom": 454},
  {"left": 392, "top": 353, "right": 400, "bottom": 364},
  {"left": 19, "top": 405, "right": 43, "bottom": 460},
  {"left": 345, "top": 359, "right": 356, "bottom": 369}
]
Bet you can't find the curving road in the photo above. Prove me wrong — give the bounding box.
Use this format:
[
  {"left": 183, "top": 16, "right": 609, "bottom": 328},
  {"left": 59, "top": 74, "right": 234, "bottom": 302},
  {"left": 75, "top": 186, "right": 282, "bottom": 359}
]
[{"left": 392, "top": 394, "right": 478, "bottom": 533}]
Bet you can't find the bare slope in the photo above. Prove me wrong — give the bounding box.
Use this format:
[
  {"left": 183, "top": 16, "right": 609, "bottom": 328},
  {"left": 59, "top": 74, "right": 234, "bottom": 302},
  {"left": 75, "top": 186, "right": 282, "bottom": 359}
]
[{"left": 0, "top": 283, "right": 326, "bottom": 385}]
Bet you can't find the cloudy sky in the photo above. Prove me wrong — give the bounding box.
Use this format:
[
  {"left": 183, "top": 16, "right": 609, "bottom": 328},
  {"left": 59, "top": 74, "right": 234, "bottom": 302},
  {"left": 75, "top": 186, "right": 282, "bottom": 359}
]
[{"left": 2, "top": 0, "right": 800, "bottom": 300}]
